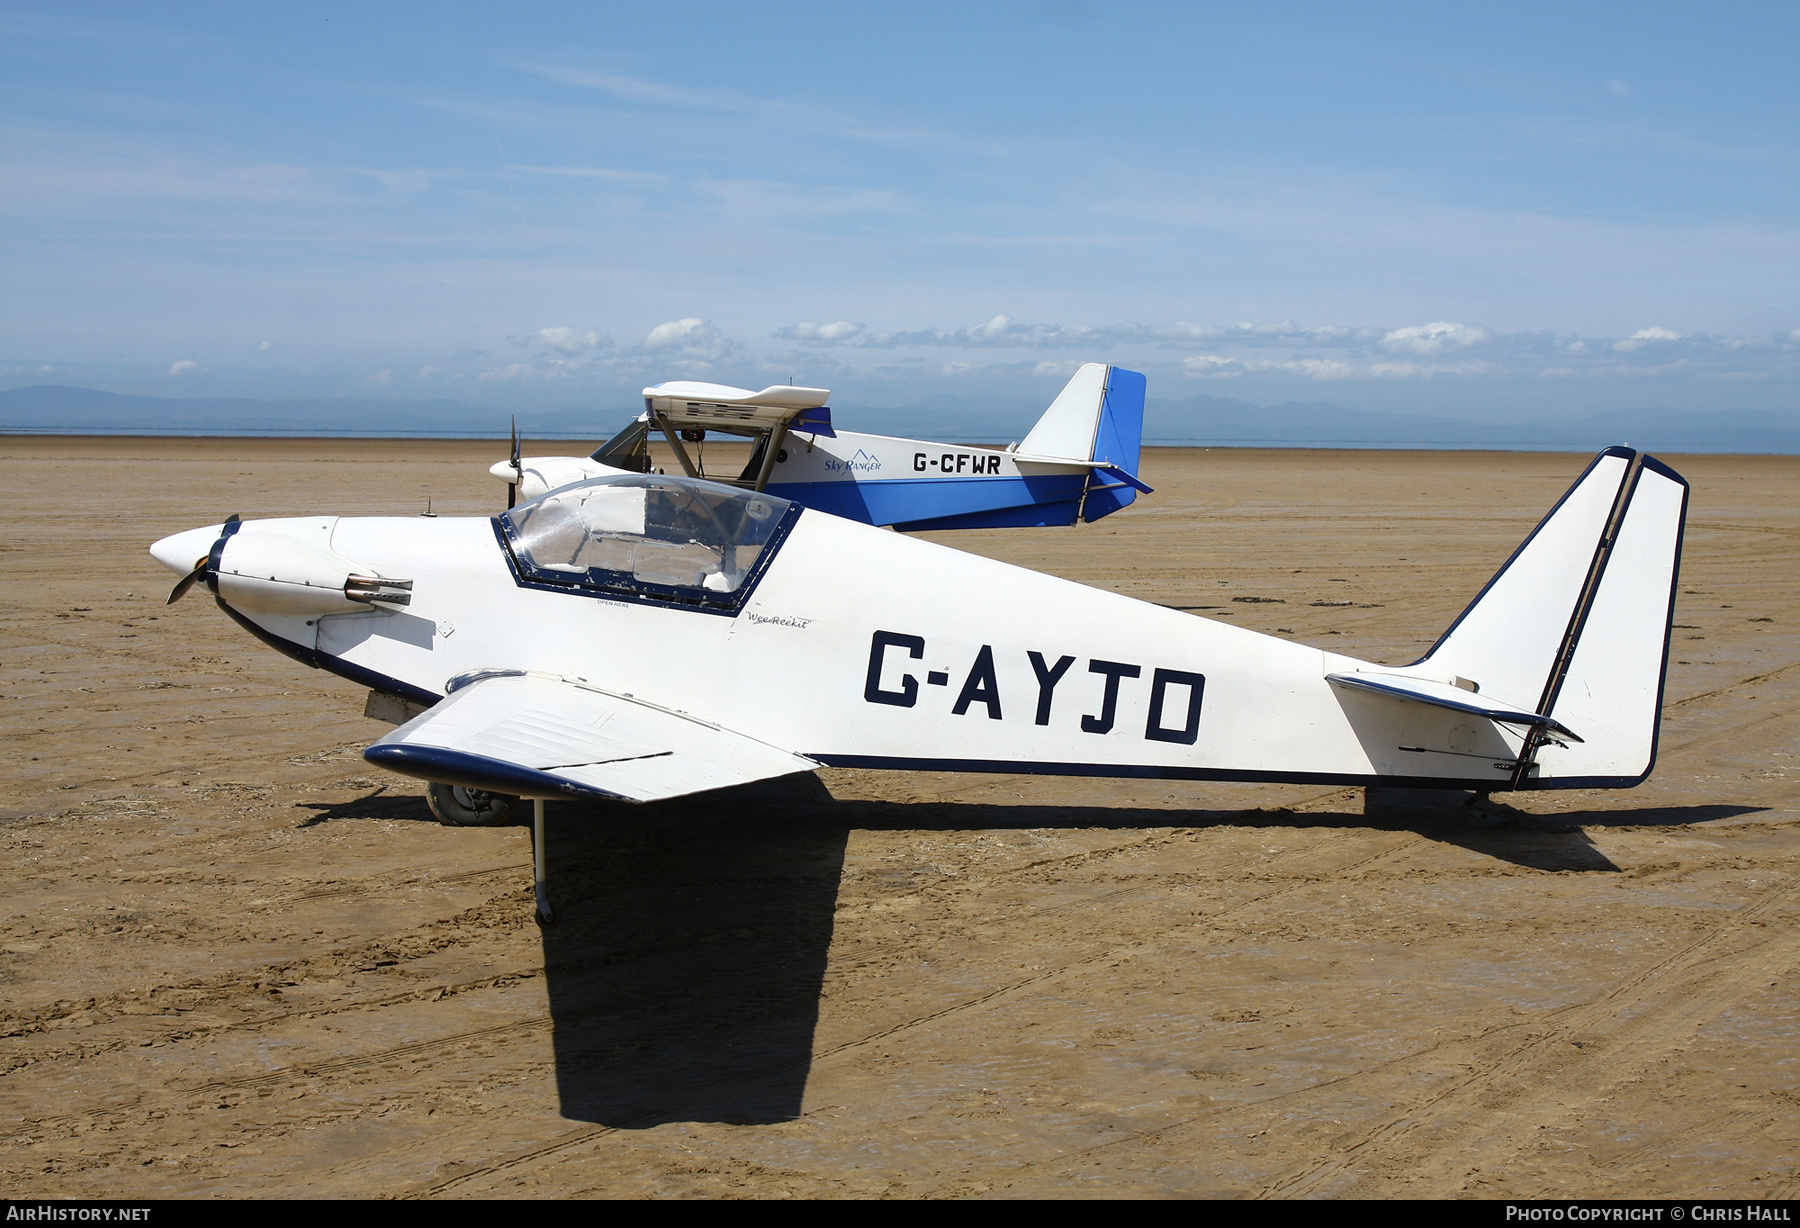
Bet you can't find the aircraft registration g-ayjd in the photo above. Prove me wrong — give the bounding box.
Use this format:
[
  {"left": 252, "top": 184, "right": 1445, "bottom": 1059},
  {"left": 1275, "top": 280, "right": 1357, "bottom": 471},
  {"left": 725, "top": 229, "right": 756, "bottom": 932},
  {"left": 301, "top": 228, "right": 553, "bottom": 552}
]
[
  {"left": 151, "top": 446, "right": 1687, "bottom": 922},
  {"left": 490, "top": 361, "right": 1151, "bottom": 530}
]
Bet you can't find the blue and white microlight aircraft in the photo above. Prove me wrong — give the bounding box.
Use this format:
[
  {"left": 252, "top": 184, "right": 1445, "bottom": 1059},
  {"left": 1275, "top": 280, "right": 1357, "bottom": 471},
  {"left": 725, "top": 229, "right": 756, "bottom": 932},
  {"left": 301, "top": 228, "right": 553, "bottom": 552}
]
[
  {"left": 490, "top": 362, "right": 1151, "bottom": 530},
  {"left": 150, "top": 446, "right": 1687, "bottom": 924}
]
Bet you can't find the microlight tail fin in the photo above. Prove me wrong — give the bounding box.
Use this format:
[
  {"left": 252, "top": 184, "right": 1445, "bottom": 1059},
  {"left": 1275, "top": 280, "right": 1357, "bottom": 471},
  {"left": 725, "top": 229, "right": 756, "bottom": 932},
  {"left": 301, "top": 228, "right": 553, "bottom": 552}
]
[
  {"left": 1420, "top": 447, "right": 1688, "bottom": 787},
  {"left": 1016, "top": 363, "right": 1149, "bottom": 522}
]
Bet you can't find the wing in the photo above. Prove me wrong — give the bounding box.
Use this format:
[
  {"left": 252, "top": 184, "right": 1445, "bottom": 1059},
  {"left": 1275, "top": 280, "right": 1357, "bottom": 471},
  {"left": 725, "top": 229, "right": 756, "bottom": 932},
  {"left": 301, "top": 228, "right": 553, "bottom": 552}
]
[{"left": 364, "top": 672, "right": 817, "bottom": 803}]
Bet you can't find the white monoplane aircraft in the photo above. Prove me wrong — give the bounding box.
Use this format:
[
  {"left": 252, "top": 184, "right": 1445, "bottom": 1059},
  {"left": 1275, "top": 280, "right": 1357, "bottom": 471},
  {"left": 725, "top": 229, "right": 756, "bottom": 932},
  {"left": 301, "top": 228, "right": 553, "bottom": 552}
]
[
  {"left": 151, "top": 446, "right": 1686, "bottom": 924},
  {"left": 491, "top": 362, "right": 1151, "bottom": 530}
]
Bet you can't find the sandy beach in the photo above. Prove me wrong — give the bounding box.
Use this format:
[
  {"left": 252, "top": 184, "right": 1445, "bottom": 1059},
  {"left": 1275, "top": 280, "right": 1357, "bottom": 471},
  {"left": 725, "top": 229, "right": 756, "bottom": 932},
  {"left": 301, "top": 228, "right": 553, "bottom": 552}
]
[{"left": 1, "top": 436, "right": 1795, "bottom": 1199}]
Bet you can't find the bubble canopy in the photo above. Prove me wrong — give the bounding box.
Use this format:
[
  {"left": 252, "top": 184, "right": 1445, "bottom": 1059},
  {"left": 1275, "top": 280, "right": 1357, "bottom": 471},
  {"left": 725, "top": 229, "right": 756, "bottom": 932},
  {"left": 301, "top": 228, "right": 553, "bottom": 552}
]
[{"left": 496, "top": 474, "right": 797, "bottom": 610}]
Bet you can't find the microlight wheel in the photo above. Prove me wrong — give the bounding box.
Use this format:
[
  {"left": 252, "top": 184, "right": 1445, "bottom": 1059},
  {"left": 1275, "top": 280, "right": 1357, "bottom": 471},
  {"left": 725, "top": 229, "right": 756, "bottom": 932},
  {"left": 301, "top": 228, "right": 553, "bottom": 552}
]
[{"left": 426, "top": 781, "right": 520, "bottom": 827}]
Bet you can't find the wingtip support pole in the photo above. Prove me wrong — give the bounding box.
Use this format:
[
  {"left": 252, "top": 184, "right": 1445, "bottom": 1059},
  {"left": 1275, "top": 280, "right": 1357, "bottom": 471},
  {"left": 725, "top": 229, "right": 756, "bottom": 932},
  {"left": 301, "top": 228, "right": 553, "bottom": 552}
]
[{"left": 532, "top": 798, "right": 556, "bottom": 927}]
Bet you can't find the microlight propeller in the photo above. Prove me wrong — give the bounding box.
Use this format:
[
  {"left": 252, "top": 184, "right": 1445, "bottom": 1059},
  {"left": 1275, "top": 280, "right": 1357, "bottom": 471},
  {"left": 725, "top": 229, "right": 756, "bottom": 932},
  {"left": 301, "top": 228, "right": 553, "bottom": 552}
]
[
  {"left": 165, "top": 514, "right": 240, "bottom": 604},
  {"left": 506, "top": 419, "right": 522, "bottom": 509}
]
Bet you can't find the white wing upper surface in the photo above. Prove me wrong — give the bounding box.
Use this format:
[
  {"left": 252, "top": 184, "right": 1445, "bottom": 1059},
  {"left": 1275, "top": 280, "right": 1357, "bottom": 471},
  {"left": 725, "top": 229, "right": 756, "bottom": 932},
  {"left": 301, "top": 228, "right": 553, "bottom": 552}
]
[{"left": 365, "top": 672, "right": 816, "bottom": 803}]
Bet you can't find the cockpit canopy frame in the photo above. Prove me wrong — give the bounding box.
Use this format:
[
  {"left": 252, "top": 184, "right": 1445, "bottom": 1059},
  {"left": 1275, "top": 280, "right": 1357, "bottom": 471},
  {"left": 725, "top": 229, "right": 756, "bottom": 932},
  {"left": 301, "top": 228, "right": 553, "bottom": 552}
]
[{"left": 494, "top": 474, "right": 801, "bottom": 615}]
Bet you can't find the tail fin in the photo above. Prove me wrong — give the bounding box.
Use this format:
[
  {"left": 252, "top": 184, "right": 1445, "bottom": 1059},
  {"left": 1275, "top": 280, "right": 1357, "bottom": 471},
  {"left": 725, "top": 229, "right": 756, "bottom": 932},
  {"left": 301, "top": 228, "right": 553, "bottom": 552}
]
[
  {"left": 1016, "top": 363, "right": 1149, "bottom": 522},
  {"left": 1421, "top": 447, "right": 1688, "bottom": 787}
]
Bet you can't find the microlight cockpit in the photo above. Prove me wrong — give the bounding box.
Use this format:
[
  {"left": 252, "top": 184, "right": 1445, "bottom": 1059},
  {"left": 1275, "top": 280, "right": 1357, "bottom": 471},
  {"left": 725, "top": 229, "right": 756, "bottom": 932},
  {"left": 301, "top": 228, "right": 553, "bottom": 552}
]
[{"left": 496, "top": 474, "right": 797, "bottom": 613}]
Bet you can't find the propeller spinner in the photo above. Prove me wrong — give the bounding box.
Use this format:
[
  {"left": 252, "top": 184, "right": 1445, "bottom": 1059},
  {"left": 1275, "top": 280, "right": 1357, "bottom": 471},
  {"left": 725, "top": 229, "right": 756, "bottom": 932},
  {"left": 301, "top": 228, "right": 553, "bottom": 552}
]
[{"left": 163, "top": 514, "right": 239, "bottom": 604}]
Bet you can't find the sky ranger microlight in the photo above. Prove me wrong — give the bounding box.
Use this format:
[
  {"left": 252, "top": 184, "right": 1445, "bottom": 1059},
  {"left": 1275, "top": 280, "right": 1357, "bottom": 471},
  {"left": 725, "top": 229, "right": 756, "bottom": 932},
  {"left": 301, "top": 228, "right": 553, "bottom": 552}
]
[{"left": 491, "top": 362, "right": 1153, "bottom": 532}]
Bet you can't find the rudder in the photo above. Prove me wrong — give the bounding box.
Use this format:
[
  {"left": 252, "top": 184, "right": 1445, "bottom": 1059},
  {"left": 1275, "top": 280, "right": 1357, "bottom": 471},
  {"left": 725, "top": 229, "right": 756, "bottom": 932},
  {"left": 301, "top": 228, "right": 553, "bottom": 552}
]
[
  {"left": 1419, "top": 446, "right": 1687, "bottom": 788},
  {"left": 1081, "top": 367, "right": 1147, "bottom": 522},
  {"left": 1534, "top": 456, "right": 1688, "bottom": 785}
]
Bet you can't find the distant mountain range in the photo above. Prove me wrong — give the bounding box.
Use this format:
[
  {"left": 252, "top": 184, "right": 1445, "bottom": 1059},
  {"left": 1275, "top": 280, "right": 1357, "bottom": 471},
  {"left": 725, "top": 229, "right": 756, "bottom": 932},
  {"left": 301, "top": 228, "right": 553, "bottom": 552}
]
[{"left": 2, "top": 384, "right": 1797, "bottom": 453}]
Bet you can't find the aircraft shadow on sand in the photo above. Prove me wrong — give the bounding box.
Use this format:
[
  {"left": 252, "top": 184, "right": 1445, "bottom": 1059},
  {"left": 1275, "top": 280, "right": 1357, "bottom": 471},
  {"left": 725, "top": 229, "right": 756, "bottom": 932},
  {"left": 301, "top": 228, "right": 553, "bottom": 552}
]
[{"left": 511, "top": 774, "right": 1764, "bottom": 1128}]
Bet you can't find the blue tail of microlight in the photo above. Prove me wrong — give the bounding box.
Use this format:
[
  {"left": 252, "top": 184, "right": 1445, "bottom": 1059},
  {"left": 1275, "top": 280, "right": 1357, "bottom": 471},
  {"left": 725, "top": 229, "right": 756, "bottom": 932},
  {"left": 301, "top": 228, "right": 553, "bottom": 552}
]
[
  {"left": 1079, "top": 366, "right": 1148, "bottom": 523},
  {"left": 886, "top": 363, "right": 1150, "bottom": 531}
]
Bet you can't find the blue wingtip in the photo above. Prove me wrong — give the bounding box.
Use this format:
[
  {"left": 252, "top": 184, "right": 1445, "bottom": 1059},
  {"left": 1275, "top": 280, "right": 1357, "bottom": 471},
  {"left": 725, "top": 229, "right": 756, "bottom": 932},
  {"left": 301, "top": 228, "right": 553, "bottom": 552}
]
[{"left": 790, "top": 406, "right": 836, "bottom": 437}]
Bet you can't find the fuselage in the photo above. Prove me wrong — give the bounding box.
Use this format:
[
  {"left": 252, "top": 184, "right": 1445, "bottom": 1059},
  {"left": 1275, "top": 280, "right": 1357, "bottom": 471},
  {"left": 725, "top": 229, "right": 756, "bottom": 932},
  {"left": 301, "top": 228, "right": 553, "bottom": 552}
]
[
  {"left": 155, "top": 498, "right": 1535, "bottom": 792},
  {"left": 500, "top": 428, "right": 1096, "bottom": 531}
]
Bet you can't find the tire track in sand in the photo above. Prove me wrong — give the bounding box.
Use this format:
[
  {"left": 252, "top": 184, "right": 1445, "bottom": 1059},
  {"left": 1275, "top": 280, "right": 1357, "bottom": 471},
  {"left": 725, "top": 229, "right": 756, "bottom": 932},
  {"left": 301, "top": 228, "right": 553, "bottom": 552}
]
[
  {"left": 944, "top": 855, "right": 1800, "bottom": 1197},
  {"left": 1249, "top": 873, "right": 1800, "bottom": 1198}
]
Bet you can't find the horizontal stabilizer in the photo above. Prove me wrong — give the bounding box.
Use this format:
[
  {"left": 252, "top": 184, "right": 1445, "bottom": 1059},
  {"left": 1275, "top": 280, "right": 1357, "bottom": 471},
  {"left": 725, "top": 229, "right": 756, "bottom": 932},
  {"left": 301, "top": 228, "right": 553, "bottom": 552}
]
[
  {"left": 1002, "top": 452, "right": 1153, "bottom": 495},
  {"left": 1094, "top": 463, "right": 1154, "bottom": 495},
  {"left": 365, "top": 672, "right": 816, "bottom": 802},
  {"left": 1326, "top": 672, "right": 1582, "bottom": 742}
]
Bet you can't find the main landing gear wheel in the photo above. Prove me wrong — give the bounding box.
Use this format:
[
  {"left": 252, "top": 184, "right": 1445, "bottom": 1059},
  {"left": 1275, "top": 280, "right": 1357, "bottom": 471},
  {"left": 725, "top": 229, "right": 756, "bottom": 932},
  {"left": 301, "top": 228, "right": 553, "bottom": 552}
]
[{"left": 426, "top": 781, "right": 520, "bottom": 827}]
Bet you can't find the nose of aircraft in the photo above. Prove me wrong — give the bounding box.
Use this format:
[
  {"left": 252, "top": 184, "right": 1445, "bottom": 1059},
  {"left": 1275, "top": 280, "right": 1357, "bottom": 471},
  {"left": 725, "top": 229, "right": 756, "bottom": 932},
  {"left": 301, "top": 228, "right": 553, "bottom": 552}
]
[{"left": 150, "top": 524, "right": 227, "bottom": 576}]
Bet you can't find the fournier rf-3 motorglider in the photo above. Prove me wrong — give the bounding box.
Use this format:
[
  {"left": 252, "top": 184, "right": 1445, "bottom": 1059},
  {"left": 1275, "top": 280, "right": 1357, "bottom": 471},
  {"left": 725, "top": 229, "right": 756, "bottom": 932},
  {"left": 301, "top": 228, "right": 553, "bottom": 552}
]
[
  {"left": 151, "top": 446, "right": 1687, "bottom": 925},
  {"left": 489, "top": 362, "right": 1152, "bottom": 530}
]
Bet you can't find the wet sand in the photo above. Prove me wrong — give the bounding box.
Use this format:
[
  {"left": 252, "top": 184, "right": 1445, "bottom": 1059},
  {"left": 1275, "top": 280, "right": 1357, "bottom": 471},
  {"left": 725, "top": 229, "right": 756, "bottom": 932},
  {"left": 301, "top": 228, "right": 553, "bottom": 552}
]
[{"left": 1, "top": 437, "right": 1795, "bottom": 1199}]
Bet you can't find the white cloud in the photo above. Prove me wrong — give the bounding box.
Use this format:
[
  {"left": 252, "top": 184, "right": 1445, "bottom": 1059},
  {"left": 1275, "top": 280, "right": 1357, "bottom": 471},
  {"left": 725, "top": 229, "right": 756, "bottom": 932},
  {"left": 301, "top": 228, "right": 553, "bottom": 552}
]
[
  {"left": 515, "top": 64, "right": 796, "bottom": 119},
  {"left": 508, "top": 165, "right": 670, "bottom": 184},
  {"left": 816, "top": 316, "right": 1379, "bottom": 352},
  {"left": 967, "top": 314, "right": 1014, "bottom": 342},
  {"left": 1158, "top": 322, "right": 1228, "bottom": 344},
  {"left": 1613, "top": 326, "right": 1682, "bottom": 352},
  {"left": 254, "top": 339, "right": 274, "bottom": 353},
  {"left": 522, "top": 325, "right": 612, "bottom": 355},
  {"left": 1380, "top": 322, "right": 1493, "bottom": 355},
  {"left": 369, "top": 369, "right": 392, "bottom": 386},
  {"left": 775, "top": 320, "right": 865, "bottom": 345},
  {"left": 417, "top": 366, "right": 440, "bottom": 379},
  {"left": 1182, "top": 355, "right": 1245, "bottom": 377},
  {"left": 389, "top": 313, "right": 1797, "bottom": 392},
  {"left": 643, "top": 317, "right": 738, "bottom": 359},
  {"left": 168, "top": 359, "right": 203, "bottom": 376},
  {"left": 1607, "top": 80, "right": 1631, "bottom": 97},
  {"left": 1279, "top": 358, "right": 1361, "bottom": 380},
  {"left": 856, "top": 314, "right": 1151, "bottom": 350}
]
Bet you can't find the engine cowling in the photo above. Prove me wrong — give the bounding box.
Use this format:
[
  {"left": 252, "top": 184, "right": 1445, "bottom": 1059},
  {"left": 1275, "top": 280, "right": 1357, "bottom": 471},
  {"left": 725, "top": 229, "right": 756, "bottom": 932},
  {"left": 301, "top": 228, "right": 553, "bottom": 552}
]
[{"left": 212, "top": 518, "right": 411, "bottom": 615}]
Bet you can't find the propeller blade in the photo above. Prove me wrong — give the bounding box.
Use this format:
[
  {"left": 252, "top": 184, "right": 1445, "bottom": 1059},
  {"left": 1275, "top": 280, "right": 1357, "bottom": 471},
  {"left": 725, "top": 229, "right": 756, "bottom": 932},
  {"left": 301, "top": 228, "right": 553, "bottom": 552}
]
[
  {"left": 507, "top": 418, "right": 521, "bottom": 509},
  {"left": 166, "top": 558, "right": 208, "bottom": 605}
]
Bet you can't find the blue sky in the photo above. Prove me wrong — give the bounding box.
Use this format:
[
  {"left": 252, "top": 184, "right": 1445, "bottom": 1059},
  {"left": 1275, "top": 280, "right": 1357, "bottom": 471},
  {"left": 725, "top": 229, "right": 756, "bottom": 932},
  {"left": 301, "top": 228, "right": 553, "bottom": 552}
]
[{"left": 2, "top": 0, "right": 1797, "bottom": 418}]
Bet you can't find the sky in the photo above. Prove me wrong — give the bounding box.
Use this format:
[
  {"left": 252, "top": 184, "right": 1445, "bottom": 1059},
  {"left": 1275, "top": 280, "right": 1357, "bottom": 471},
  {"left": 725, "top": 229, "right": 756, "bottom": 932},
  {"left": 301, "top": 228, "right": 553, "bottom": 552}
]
[{"left": 2, "top": 0, "right": 1797, "bottom": 420}]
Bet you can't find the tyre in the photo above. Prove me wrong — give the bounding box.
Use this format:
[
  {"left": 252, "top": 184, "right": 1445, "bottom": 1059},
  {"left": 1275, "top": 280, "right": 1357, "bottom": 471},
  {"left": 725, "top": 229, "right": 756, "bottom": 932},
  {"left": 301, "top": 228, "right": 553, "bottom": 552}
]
[{"left": 425, "top": 781, "right": 520, "bottom": 827}]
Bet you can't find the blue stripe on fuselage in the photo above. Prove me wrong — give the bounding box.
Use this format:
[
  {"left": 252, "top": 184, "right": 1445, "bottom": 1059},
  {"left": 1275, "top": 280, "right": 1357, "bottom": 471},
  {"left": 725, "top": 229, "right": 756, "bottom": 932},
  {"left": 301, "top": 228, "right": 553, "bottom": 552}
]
[{"left": 765, "top": 474, "right": 1087, "bottom": 528}]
